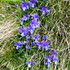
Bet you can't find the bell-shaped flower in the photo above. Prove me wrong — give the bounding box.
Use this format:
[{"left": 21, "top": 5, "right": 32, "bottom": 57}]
[
  {"left": 40, "top": 6, "right": 50, "bottom": 15},
  {"left": 30, "top": 13, "right": 39, "bottom": 20},
  {"left": 21, "top": 1, "right": 31, "bottom": 11},
  {"left": 30, "top": 0, "right": 37, "bottom": 7}
]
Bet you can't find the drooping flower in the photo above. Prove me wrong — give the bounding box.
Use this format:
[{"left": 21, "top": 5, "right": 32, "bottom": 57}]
[
  {"left": 44, "top": 55, "right": 52, "bottom": 67},
  {"left": 20, "top": 20, "right": 23, "bottom": 25},
  {"left": 44, "top": 41, "right": 50, "bottom": 50},
  {"left": 51, "top": 50, "right": 57, "bottom": 55},
  {"left": 30, "top": 13, "right": 39, "bottom": 20},
  {"left": 21, "top": 14, "right": 30, "bottom": 23},
  {"left": 44, "top": 61, "right": 51, "bottom": 67},
  {"left": 40, "top": 6, "right": 50, "bottom": 15},
  {"left": 36, "top": 41, "right": 42, "bottom": 49},
  {"left": 51, "top": 50, "right": 58, "bottom": 64},
  {"left": 26, "top": 61, "right": 37, "bottom": 67},
  {"left": 20, "top": 14, "right": 30, "bottom": 25},
  {"left": 14, "top": 41, "right": 24, "bottom": 49},
  {"left": 26, "top": 35, "right": 30, "bottom": 39},
  {"left": 24, "top": 40, "right": 29, "bottom": 44},
  {"left": 42, "top": 34, "right": 48, "bottom": 39},
  {"left": 14, "top": 42, "right": 21, "bottom": 49},
  {"left": 26, "top": 62, "right": 32, "bottom": 67},
  {"left": 30, "top": 41, "right": 35, "bottom": 45},
  {"left": 45, "top": 55, "right": 52, "bottom": 60},
  {"left": 26, "top": 45, "right": 31, "bottom": 49},
  {"left": 53, "top": 56, "right": 58, "bottom": 64},
  {"left": 33, "top": 35, "right": 40, "bottom": 40},
  {"left": 31, "top": 20, "right": 41, "bottom": 28},
  {"left": 30, "top": 0, "right": 37, "bottom": 3},
  {"left": 18, "top": 27, "right": 29, "bottom": 36},
  {"left": 28, "top": 25, "right": 35, "bottom": 34},
  {"left": 36, "top": 41, "right": 50, "bottom": 50},
  {"left": 20, "top": 1, "right": 31, "bottom": 11},
  {"left": 18, "top": 27, "right": 28, "bottom": 33},
  {"left": 30, "top": 0, "right": 37, "bottom": 7},
  {"left": 33, "top": 35, "right": 40, "bottom": 43}
]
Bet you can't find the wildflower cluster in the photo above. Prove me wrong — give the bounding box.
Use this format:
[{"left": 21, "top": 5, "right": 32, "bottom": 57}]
[
  {"left": 44, "top": 50, "right": 58, "bottom": 67},
  {"left": 14, "top": 0, "right": 58, "bottom": 68},
  {"left": 20, "top": 0, "right": 37, "bottom": 11}
]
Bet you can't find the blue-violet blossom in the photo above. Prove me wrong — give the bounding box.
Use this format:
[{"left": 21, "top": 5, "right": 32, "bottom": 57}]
[
  {"left": 21, "top": 1, "right": 31, "bottom": 11},
  {"left": 30, "top": 0, "right": 37, "bottom": 7},
  {"left": 40, "top": 6, "right": 50, "bottom": 15}
]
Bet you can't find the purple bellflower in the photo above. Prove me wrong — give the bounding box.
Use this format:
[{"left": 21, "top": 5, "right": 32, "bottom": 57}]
[
  {"left": 44, "top": 55, "right": 52, "bottom": 67},
  {"left": 18, "top": 27, "right": 29, "bottom": 37},
  {"left": 21, "top": 14, "right": 30, "bottom": 25},
  {"left": 53, "top": 56, "right": 58, "bottom": 64},
  {"left": 31, "top": 20, "right": 41, "bottom": 28},
  {"left": 14, "top": 41, "right": 24, "bottom": 49},
  {"left": 26, "top": 35, "right": 30, "bottom": 39},
  {"left": 30, "top": 13, "right": 39, "bottom": 20},
  {"left": 26, "top": 61, "right": 37, "bottom": 67},
  {"left": 30, "top": 0, "right": 37, "bottom": 7},
  {"left": 26, "top": 61, "right": 36, "bottom": 67},
  {"left": 26, "top": 45, "right": 30, "bottom": 49},
  {"left": 28, "top": 25, "right": 35, "bottom": 34},
  {"left": 51, "top": 51, "right": 58, "bottom": 64},
  {"left": 36, "top": 41, "right": 50, "bottom": 50},
  {"left": 20, "top": 20, "right": 23, "bottom": 25},
  {"left": 44, "top": 41, "right": 50, "bottom": 50},
  {"left": 42, "top": 34, "right": 48, "bottom": 39},
  {"left": 33, "top": 35, "right": 40, "bottom": 43},
  {"left": 18, "top": 27, "right": 28, "bottom": 33},
  {"left": 40, "top": 6, "right": 50, "bottom": 15},
  {"left": 44, "top": 60, "right": 51, "bottom": 67},
  {"left": 20, "top": 1, "right": 31, "bottom": 11},
  {"left": 30, "top": 41, "right": 35, "bottom": 45},
  {"left": 26, "top": 62, "right": 32, "bottom": 67},
  {"left": 14, "top": 42, "right": 21, "bottom": 49},
  {"left": 33, "top": 35, "right": 40, "bottom": 40},
  {"left": 24, "top": 40, "right": 29, "bottom": 44}
]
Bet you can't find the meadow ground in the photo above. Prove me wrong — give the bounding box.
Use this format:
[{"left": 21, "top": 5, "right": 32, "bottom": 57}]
[{"left": 0, "top": 0, "right": 70, "bottom": 70}]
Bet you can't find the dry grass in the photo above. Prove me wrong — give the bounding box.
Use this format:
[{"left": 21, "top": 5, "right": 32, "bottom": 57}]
[{"left": 0, "top": 2, "right": 19, "bottom": 55}]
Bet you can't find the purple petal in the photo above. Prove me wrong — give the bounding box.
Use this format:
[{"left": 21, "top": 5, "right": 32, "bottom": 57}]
[
  {"left": 26, "top": 46, "right": 30, "bottom": 49},
  {"left": 43, "top": 34, "right": 48, "bottom": 39},
  {"left": 31, "top": 62, "right": 37, "bottom": 65},
  {"left": 26, "top": 62, "right": 32, "bottom": 64},
  {"left": 30, "top": 0, "right": 37, "bottom": 3},
  {"left": 33, "top": 35, "right": 40, "bottom": 40}
]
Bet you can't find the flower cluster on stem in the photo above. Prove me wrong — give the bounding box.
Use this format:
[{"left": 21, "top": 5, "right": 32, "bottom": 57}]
[{"left": 14, "top": 0, "right": 58, "bottom": 68}]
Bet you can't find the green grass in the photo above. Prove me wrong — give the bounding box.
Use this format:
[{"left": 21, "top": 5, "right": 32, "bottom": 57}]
[{"left": 0, "top": 0, "right": 70, "bottom": 70}]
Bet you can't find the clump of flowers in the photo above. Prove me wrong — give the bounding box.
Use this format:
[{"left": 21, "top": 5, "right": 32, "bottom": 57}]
[
  {"left": 44, "top": 50, "right": 58, "bottom": 67},
  {"left": 14, "top": 0, "right": 58, "bottom": 68},
  {"left": 20, "top": 0, "right": 37, "bottom": 11}
]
